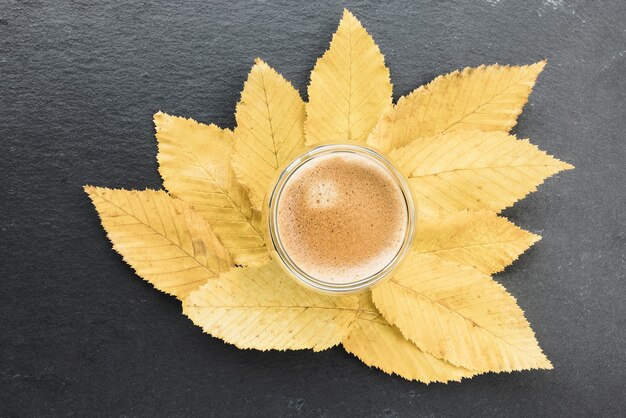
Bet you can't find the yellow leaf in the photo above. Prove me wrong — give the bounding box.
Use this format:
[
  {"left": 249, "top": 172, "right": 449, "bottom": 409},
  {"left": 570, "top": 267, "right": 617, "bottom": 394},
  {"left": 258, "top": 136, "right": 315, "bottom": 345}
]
[
  {"left": 414, "top": 210, "right": 540, "bottom": 275},
  {"left": 183, "top": 261, "right": 359, "bottom": 351},
  {"left": 343, "top": 293, "right": 476, "bottom": 383},
  {"left": 155, "top": 112, "right": 268, "bottom": 266},
  {"left": 305, "top": 9, "right": 392, "bottom": 145},
  {"left": 232, "top": 59, "right": 306, "bottom": 209},
  {"left": 368, "top": 61, "right": 546, "bottom": 153},
  {"left": 390, "top": 130, "right": 573, "bottom": 217},
  {"left": 84, "top": 187, "right": 233, "bottom": 299},
  {"left": 372, "top": 253, "right": 552, "bottom": 372}
]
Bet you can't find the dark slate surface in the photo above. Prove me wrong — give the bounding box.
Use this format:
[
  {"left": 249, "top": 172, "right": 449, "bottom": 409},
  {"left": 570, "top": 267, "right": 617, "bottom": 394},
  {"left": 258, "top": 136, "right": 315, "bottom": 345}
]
[{"left": 1, "top": 0, "right": 625, "bottom": 416}]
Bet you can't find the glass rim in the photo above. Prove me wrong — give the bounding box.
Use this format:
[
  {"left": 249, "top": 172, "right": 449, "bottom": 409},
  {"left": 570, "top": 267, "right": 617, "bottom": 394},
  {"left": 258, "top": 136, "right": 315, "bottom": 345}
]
[{"left": 265, "top": 143, "right": 416, "bottom": 294}]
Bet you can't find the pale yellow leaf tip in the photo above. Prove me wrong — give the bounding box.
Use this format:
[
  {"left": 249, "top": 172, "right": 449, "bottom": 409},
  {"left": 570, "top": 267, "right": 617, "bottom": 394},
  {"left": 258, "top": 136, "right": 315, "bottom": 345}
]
[
  {"left": 340, "top": 9, "right": 389, "bottom": 62},
  {"left": 561, "top": 160, "right": 575, "bottom": 171},
  {"left": 501, "top": 229, "right": 541, "bottom": 273},
  {"left": 153, "top": 110, "right": 169, "bottom": 128},
  {"left": 524, "top": 60, "right": 547, "bottom": 101},
  {"left": 342, "top": 8, "right": 357, "bottom": 21},
  {"left": 534, "top": 144, "right": 575, "bottom": 172},
  {"left": 523, "top": 60, "right": 546, "bottom": 91},
  {"left": 339, "top": 9, "right": 380, "bottom": 52},
  {"left": 530, "top": 138, "right": 575, "bottom": 171},
  {"left": 252, "top": 58, "right": 301, "bottom": 93},
  {"left": 529, "top": 59, "right": 547, "bottom": 74},
  {"left": 247, "top": 58, "right": 295, "bottom": 86}
]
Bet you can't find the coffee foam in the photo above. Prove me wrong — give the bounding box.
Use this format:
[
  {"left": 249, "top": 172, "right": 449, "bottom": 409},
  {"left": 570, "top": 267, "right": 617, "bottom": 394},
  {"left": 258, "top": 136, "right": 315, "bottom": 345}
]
[{"left": 276, "top": 152, "right": 408, "bottom": 284}]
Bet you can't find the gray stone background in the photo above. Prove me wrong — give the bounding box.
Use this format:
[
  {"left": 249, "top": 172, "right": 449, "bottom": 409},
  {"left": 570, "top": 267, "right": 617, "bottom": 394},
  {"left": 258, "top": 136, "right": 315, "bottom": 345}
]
[{"left": 1, "top": 0, "right": 624, "bottom": 416}]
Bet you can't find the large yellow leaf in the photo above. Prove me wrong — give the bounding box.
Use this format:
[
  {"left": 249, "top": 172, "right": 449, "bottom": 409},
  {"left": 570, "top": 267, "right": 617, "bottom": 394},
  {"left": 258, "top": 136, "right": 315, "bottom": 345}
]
[
  {"left": 85, "top": 187, "right": 233, "bottom": 299},
  {"left": 342, "top": 293, "right": 476, "bottom": 383},
  {"left": 232, "top": 59, "right": 306, "bottom": 209},
  {"left": 155, "top": 112, "right": 268, "bottom": 266},
  {"left": 183, "top": 261, "right": 359, "bottom": 351},
  {"left": 368, "top": 61, "right": 546, "bottom": 153},
  {"left": 372, "top": 253, "right": 552, "bottom": 372},
  {"left": 390, "top": 130, "right": 573, "bottom": 217},
  {"left": 414, "top": 211, "right": 540, "bottom": 275},
  {"left": 305, "top": 9, "right": 392, "bottom": 145}
]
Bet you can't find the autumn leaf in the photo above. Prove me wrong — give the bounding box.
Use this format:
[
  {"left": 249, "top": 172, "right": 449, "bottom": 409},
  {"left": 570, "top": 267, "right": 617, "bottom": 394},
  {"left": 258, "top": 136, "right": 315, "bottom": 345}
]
[
  {"left": 368, "top": 61, "right": 546, "bottom": 153},
  {"left": 342, "top": 293, "right": 477, "bottom": 383},
  {"left": 372, "top": 253, "right": 552, "bottom": 372},
  {"left": 183, "top": 261, "right": 359, "bottom": 351},
  {"left": 232, "top": 59, "right": 306, "bottom": 209},
  {"left": 155, "top": 112, "right": 268, "bottom": 266},
  {"left": 414, "top": 210, "right": 540, "bottom": 275},
  {"left": 85, "top": 187, "right": 232, "bottom": 299},
  {"left": 305, "top": 9, "right": 392, "bottom": 145},
  {"left": 390, "top": 130, "right": 573, "bottom": 217}
]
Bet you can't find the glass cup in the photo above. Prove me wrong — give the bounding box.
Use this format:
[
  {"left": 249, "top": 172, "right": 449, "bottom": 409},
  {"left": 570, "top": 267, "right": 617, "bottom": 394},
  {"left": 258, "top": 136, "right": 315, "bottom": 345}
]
[{"left": 264, "top": 143, "right": 416, "bottom": 294}]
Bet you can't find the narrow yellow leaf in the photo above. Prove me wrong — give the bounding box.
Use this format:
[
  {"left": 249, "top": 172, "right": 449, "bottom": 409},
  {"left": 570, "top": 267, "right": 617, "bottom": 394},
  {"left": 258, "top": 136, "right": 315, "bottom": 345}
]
[
  {"left": 343, "top": 293, "right": 476, "bottom": 383},
  {"left": 414, "top": 211, "right": 541, "bottom": 275},
  {"left": 84, "top": 187, "right": 233, "bottom": 299},
  {"left": 305, "top": 9, "right": 392, "bottom": 145},
  {"left": 368, "top": 61, "right": 546, "bottom": 153},
  {"left": 372, "top": 253, "right": 552, "bottom": 372},
  {"left": 155, "top": 112, "right": 268, "bottom": 266},
  {"left": 390, "top": 130, "right": 574, "bottom": 217},
  {"left": 183, "top": 261, "right": 359, "bottom": 352},
  {"left": 232, "top": 59, "right": 306, "bottom": 209}
]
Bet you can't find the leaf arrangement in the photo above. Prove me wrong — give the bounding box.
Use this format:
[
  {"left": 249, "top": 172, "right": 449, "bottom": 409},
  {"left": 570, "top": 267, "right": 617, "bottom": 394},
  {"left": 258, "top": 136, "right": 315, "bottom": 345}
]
[{"left": 85, "top": 10, "right": 573, "bottom": 383}]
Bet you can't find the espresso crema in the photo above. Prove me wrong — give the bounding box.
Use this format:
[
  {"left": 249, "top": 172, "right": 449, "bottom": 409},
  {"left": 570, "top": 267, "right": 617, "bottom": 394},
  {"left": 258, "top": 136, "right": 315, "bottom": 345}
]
[{"left": 276, "top": 152, "right": 408, "bottom": 284}]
